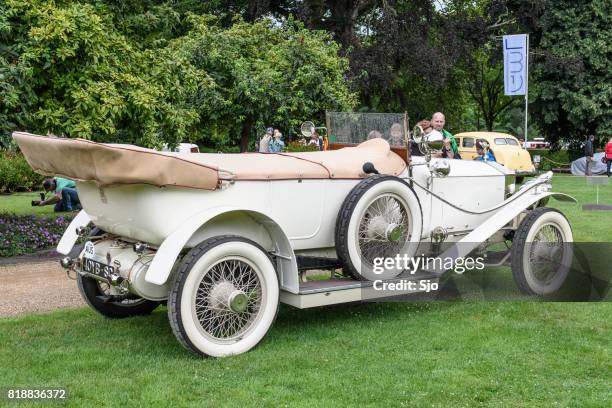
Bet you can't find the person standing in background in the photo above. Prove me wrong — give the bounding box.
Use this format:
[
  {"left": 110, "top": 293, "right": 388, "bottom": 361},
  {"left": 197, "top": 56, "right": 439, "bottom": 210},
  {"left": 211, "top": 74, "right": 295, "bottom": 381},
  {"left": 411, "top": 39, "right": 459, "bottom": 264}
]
[
  {"left": 269, "top": 129, "right": 285, "bottom": 153},
  {"left": 584, "top": 134, "right": 594, "bottom": 176},
  {"left": 307, "top": 130, "right": 323, "bottom": 150},
  {"left": 605, "top": 137, "right": 612, "bottom": 177},
  {"left": 259, "top": 127, "right": 273, "bottom": 153}
]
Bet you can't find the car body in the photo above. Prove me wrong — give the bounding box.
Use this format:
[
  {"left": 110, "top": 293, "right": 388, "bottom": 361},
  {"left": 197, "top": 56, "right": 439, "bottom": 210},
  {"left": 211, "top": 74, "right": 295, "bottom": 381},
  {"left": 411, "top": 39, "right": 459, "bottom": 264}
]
[
  {"left": 13, "top": 127, "right": 576, "bottom": 358},
  {"left": 455, "top": 132, "right": 536, "bottom": 177},
  {"left": 161, "top": 143, "right": 200, "bottom": 153},
  {"left": 523, "top": 137, "right": 550, "bottom": 149}
]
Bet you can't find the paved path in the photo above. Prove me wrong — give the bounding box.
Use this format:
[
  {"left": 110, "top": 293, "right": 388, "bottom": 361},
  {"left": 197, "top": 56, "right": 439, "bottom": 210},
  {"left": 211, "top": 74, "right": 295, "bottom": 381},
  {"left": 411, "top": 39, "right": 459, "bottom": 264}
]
[{"left": 0, "top": 260, "right": 84, "bottom": 318}]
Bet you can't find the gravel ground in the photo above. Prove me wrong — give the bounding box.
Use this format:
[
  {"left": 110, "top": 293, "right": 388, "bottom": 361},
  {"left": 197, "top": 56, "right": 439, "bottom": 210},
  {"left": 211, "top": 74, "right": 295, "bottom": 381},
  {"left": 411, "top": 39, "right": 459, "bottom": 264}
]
[{"left": 0, "top": 260, "right": 84, "bottom": 318}]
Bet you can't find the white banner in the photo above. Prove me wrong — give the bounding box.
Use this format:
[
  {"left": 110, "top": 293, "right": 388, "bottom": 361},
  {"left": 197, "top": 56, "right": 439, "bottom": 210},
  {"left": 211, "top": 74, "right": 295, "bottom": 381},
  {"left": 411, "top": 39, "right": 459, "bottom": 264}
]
[{"left": 503, "top": 34, "right": 528, "bottom": 96}]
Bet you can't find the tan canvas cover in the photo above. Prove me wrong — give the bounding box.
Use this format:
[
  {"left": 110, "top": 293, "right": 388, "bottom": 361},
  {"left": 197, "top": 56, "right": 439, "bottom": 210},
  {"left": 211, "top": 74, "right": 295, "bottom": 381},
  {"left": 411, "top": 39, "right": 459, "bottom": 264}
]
[
  {"left": 13, "top": 132, "right": 406, "bottom": 190},
  {"left": 183, "top": 138, "right": 406, "bottom": 180},
  {"left": 13, "top": 132, "right": 220, "bottom": 190}
]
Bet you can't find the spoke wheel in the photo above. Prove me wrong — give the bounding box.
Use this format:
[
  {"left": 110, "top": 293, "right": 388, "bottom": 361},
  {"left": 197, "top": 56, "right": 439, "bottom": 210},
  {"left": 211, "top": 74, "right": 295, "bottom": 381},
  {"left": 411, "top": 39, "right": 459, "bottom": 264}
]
[
  {"left": 356, "top": 194, "right": 412, "bottom": 268},
  {"left": 194, "top": 257, "right": 263, "bottom": 343},
  {"left": 511, "top": 207, "right": 573, "bottom": 296},
  {"left": 336, "top": 175, "right": 422, "bottom": 281},
  {"left": 528, "top": 225, "right": 565, "bottom": 285},
  {"left": 169, "top": 236, "right": 279, "bottom": 357}
]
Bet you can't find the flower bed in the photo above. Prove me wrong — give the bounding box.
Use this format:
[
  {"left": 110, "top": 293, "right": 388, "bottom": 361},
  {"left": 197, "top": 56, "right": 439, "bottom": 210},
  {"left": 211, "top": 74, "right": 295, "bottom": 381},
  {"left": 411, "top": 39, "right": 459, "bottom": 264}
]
[{"left": 0, "top": 214, "right": 73, "bottom": 257}]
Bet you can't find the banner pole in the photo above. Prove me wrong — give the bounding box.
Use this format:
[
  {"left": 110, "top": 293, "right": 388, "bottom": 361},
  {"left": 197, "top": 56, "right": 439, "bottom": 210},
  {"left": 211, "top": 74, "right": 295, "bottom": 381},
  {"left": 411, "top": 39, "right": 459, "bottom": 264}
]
[{"left": 524, "top": 34, "right": 529, "bottom": 147}]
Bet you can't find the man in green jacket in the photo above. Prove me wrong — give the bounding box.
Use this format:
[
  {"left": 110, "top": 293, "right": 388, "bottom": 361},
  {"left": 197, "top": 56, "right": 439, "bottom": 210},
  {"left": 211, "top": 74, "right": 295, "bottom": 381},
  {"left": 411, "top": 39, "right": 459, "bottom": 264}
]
[
  {"left": 432, "top": 112, "right": 461, "bottom": 159},
  {"left": 35, "top": 177, "right": 82, "bottom": 212}
]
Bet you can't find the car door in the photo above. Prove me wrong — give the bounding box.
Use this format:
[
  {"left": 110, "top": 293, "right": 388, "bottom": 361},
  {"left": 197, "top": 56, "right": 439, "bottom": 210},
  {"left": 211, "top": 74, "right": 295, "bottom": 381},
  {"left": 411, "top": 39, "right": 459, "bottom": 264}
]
[{"left": 459, "top": 137, "right": 477, "bottom": 160}]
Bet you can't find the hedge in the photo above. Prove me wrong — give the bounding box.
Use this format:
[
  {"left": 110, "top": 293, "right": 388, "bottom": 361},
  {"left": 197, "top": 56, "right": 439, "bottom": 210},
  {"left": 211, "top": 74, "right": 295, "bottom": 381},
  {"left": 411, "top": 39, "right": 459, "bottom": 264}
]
[
  {"left": 528, "top": 149, "right": 572, "bottom": 172},
  {"left": 0, "top": 151, "right": 44, "bottom": 193}
]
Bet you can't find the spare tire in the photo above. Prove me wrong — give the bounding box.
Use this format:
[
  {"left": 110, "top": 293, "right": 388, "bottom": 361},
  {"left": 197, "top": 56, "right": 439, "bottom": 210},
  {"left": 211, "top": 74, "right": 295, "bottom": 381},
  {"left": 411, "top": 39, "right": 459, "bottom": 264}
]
[{"left": 335, "top": 175, "right": 423, "bottom": 281}]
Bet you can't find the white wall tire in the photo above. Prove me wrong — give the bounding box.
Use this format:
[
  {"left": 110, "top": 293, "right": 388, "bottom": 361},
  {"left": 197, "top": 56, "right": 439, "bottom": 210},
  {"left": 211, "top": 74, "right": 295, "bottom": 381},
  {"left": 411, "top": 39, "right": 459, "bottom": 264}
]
[
  {"left": 168, "top": 236, "right": 279, "bottom": 357},
  {"left": 335, "top": 175, "right": 423, "bottom": 281},
  {"left": 511, "top": 208, "right": 573, "bottom": 296}
]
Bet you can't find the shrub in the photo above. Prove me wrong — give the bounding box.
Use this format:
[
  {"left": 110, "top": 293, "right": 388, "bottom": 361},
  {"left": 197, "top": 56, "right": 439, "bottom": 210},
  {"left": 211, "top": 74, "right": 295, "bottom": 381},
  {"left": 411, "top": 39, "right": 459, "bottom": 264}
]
[
  {"left": 0, "top": 151, "right": 44, "bottom": 193},
  {"left": 285, "top": 140, "right": 320, "bottom": 152},
  {"left": 529, "top": 149, "right": 572, "bottom": 171},
  {"left": 0, "top": 213, "right": 73, "bottom": 257}
]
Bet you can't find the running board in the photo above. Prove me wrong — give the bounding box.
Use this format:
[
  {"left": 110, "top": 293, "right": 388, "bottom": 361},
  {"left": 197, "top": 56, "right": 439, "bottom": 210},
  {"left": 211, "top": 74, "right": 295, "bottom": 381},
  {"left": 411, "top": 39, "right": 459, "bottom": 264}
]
[{"left": 281, "top": 271, "right": 438, "bottom": 309}]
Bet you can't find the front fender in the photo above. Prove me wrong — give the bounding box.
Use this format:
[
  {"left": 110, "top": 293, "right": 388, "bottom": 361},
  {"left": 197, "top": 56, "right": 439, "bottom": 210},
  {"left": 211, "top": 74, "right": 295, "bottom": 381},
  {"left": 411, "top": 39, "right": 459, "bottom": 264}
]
[
  {"left": 431, "top": 191, "right": 576, "bottom": 275},
  {"left": 144, "top": 206, "right": 299, "bottom": 293}
]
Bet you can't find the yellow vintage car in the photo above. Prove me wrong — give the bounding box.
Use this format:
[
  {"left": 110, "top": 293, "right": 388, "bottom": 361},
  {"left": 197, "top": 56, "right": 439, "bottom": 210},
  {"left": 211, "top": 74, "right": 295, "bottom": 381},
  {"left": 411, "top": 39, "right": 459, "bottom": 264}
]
[{"left": 455, "top": 132, "right": 536, "bottom": 180}]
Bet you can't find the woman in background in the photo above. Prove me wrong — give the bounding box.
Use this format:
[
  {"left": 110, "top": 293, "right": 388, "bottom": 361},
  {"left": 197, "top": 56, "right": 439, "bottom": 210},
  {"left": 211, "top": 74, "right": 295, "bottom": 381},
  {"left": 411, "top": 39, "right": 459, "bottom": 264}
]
[{"left": 605, "top": 137, "right": 612, "bottom": 177}]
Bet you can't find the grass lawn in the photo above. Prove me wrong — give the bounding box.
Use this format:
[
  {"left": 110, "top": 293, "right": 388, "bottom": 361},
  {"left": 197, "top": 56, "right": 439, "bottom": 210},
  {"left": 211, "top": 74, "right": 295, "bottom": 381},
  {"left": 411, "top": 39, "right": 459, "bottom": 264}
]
[
  {"left": 0, "top": 192, "right": 63, "bottom": 217},
  {"left": 0, "top": 174, "right": 611, "bottom": 407},
  {"left": 0, "top": 303, "right": 609, "bottom": 407},
  {"left": 548, "top": 175, "right": 612, "bottom": 242}
]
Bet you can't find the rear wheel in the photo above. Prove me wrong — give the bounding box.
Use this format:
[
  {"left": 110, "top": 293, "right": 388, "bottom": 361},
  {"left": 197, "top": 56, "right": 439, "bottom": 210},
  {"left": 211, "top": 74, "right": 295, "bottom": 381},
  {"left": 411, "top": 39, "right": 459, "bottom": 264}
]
[
  {"left": 168, "top": 236, "right": 279, "bottom": 357},
  {"left": 77, "top": 274, "right": 160, "bottom": 318},
  {"left": 511, "top": 208, "right": 573, "bottom": 296},
  {"left": 75, "top": 227, "right": 160, "bottom": 318}
]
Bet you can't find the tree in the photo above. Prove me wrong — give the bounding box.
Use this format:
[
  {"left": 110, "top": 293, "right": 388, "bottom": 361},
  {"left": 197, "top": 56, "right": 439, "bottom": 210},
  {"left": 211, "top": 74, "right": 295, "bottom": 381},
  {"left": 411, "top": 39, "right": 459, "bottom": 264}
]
[
  {"left": 1, "top": 1, "right": 355, "bottom": 151},
  {"left": 463, "top": 49, "right": 518, "bottom": 131},
  {"left": 505, "top": 0, "right": 611, "bottom": 146},
  {"left": 0, "top": 0, "right": 210, "bottom": 148},
  {"left": 178, "top": 16, "right": 357, "bottom": 151}
]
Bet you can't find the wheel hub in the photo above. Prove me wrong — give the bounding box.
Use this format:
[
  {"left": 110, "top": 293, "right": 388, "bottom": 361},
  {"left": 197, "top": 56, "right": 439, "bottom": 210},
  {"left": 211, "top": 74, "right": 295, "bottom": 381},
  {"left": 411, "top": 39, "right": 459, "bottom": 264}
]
[
  {"left": 228, "top": 290, "right": 248, "bottom": 313},
  {"left": 208, "top": 281, "right": 249, "bottom": 313},
  {"left": 366, "top": 215, "right": 387, "bottom": 240},
  {"left": 385, "top": 223, "right": 402, "bottom": 242},
  {"left": 366, "top": 217, "right": 402, "bottom": 242}
]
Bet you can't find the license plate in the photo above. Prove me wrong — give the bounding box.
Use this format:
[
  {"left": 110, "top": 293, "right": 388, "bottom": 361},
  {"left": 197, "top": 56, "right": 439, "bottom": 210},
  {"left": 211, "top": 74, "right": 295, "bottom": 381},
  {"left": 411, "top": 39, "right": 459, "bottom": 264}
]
[{"left": 82, "top": 258, "right": 114, "bottom": 280}]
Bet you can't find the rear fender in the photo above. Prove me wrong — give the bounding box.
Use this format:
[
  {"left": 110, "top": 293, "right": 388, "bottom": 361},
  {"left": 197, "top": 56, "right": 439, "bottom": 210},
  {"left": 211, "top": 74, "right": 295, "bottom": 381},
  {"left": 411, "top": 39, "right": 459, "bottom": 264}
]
[
  {"left": 144, "top": 207, "right": 299, "bottom": 293},
  {"left": 56, "top": 210, "right": 92, "bottom": 255}
]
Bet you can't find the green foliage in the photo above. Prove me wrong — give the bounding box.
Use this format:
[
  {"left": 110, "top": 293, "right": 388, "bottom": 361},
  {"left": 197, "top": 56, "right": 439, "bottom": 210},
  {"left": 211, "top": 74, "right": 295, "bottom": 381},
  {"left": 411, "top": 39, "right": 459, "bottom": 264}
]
[
  {"left": 285, "top": 140, "right": 320, "bottom": 152},
  {"left": 0, "top": 2, "right": 355, "bottom": 151},
  {"left": 525, "top": 0, "right": 611, "bottom": 145},
  {"left": 461, "top": 48, "right": 518, "bottom": 132},
  {"left": 0, "top": 151, "right": 44, "bottom": 193},
  {"left": 528, "top": 148, "right": 572, "bottom": 171},
  {"left": 0, "top": 0, "right": 213, "bottom": 148},
  {"left": 178, "top": 16, "right": 357, "bottom": 150}
]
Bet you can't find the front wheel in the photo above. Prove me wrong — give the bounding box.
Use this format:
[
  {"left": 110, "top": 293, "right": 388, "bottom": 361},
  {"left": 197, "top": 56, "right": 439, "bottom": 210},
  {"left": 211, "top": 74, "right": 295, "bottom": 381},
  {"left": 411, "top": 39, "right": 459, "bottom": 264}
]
[
  {"left": 511, "top": 207, "right": 573, "bottom": 296},
  {"left": 168, "top": 236, "right": 279, "bottom": 358}
]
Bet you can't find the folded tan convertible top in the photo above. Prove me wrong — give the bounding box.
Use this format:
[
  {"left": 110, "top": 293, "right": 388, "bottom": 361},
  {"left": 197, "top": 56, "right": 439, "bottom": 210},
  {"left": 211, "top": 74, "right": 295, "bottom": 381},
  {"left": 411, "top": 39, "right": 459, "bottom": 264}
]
[
  {"left": 12, "top": 132, "right": 406, "bottom": 190},
  {"left": 13, "top": 132, "right": 220, "bottom": 190}
]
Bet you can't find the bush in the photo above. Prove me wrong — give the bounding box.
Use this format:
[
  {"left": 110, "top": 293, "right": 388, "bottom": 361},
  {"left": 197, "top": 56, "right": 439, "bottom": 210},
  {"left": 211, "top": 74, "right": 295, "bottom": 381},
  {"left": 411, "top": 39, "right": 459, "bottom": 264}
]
[
  {"left": 0, "top": 213, "right": 73, "bottom": 257},
  {"left": 529, "top": 149, "right": 572, "bottom": 171},
  {"left": 285, "top": 140, "right": 320, "bottom": 152},
  {"left": 0, "top": 151, "right": 44, "bottom": 193}
]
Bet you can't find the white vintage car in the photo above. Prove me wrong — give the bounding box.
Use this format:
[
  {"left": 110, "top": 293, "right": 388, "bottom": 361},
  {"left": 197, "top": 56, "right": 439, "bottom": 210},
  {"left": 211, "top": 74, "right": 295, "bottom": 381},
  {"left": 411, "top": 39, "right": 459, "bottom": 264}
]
[{"left": 13, "top": 124, "right": 575, "bottom": 358}]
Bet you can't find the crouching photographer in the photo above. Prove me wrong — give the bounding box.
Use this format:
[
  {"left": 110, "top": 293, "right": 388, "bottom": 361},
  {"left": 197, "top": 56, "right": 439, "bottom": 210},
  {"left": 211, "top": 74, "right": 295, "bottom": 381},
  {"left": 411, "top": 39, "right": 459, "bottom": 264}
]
[{"left": 32, "top": 177, "right": 82, "bottom": 212}]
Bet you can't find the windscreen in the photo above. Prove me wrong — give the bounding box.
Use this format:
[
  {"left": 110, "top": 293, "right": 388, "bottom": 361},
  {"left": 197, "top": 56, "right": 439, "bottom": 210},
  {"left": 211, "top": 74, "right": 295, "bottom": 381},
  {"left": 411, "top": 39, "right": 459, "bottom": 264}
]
[{"left": 326, "top": 112, "right": 409, "bottom": 148}]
